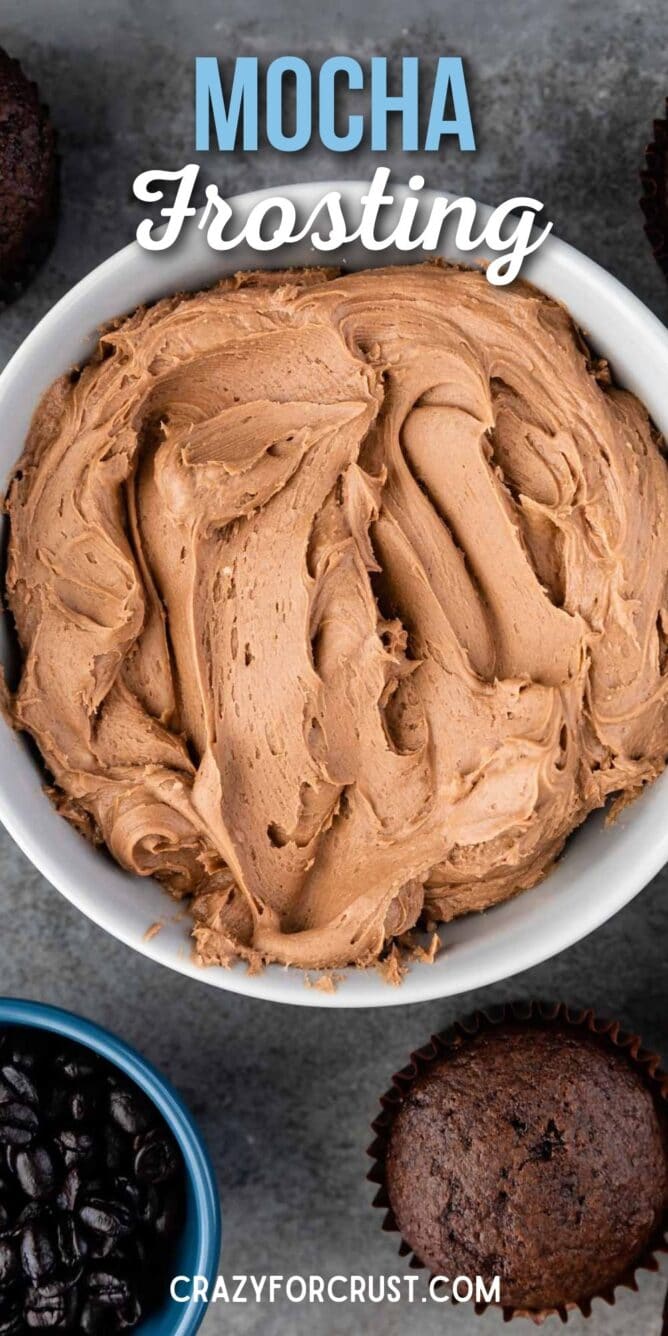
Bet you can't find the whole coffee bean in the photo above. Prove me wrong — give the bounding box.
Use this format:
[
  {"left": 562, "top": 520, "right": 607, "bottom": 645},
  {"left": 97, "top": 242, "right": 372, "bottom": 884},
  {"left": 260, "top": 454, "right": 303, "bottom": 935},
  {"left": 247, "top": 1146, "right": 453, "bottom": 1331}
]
[
  {"left": 110, "top": 1180, "right": 140, "bottom": 1228},
  {"left": 56, "top": 1214, "right": 84, "bottom": 1271},
  {"left": 108, "top": 1089, "right": 152, "bottom": 1137},
  {"left": 133, "top": 1130, "right": 177, "bottom": 1185},
  {"left": 0, "top": 1238, "right": 18, "bottom": 1287},
  {"left": 55, "top": 1166, "right": 84, "bottom": 1214},
  {"left": 20, "top": 1220, "right": 57, "bottom": 1285},
  {"left": 0, "top": 1102, "right": 38, "bottom": 1147},
  {"left": 15, "top": 1147, "right": 57, "bottom": 1200},
  {"left": 67, "top": 1084, "right": 99, "bottom": 1125},
  {"left": 88, "top": 1234, "right": 118, "bottom": 1261},
  {"left": 86, "top": 1272, "right": 140, "bottom": 1330},
  {"left": 1, "top": 1066, "right": 39, "bottom": 1107},
  {"left": 25, "top": 1279, "right": 77, "bottom": 1328},
  {"left": 79, "top": 1199, "right": 133, "bottom": 1241},
  {"left": 86, "top": 1269, "right": 131, "bottom": 1306},
  {"left": 54, "top": 1129, "right": 95, "bottom": 1168},
  {"left": 53, "top": 1053, "right": 96, "bottom": 1083}
]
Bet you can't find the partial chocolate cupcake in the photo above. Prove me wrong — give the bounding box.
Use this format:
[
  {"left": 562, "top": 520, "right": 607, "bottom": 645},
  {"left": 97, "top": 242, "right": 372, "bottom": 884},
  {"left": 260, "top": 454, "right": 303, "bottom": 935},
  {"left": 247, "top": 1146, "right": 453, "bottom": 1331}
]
[
  {"left": 641, "top": 98, "right": 668, "bottom": 280},
  {"left": 369, "top": 1003, "right": 668, "bottom": 1322},
  {"left": 0, "top": 47, "right": 59, "bottom": 301}
]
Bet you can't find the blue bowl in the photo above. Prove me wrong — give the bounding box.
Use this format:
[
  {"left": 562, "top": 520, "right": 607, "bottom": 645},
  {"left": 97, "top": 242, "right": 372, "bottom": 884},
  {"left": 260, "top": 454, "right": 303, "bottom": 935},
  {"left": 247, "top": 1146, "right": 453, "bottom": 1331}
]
[{"left": 0, "top": 997, "right": 221, "bottom": 1336}]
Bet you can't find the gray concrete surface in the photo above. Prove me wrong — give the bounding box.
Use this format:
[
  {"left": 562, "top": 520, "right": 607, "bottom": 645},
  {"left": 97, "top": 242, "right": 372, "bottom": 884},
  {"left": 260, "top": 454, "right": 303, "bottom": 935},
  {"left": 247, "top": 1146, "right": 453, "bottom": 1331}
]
[{"left": 1, "top": 0, "right": 667, "bottom": 1331}]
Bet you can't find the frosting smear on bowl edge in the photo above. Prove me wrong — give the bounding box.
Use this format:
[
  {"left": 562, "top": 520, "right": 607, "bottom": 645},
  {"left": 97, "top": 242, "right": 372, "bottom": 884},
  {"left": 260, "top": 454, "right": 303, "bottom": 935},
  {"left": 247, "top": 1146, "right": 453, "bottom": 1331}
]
[{"left": 4, "top": 263, "right": 668, "bottom": 971}]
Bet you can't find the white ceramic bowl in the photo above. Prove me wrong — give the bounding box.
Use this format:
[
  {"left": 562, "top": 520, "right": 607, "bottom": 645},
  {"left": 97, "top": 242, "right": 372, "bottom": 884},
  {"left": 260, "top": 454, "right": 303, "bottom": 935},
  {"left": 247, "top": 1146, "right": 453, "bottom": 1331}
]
[{"left": 1, "top": 181, "right": 667, "bottom": 1007}]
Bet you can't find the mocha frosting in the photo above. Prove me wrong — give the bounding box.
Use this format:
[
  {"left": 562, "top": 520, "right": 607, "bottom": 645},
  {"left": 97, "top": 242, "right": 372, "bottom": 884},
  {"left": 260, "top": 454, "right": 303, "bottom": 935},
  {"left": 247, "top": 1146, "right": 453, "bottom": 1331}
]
[{"left": 5, "top": 264, "right": 668, "bottom": 970}]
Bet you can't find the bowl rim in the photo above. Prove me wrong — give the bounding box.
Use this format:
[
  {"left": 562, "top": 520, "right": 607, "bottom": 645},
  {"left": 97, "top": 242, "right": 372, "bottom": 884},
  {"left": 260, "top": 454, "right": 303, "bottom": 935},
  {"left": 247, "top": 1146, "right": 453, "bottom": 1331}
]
[
  {"left": 1, "top": 178, "right": 668, "bottom": 1009},
  {"left": 0, "top": 996, "right": 222, "bottom": 1335}
]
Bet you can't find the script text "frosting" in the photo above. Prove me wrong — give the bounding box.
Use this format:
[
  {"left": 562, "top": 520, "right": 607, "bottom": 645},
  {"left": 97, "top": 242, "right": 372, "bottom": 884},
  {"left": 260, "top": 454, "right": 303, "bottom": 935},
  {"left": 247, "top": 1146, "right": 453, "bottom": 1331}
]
[{"left": 133, "top": 166, "right": 553, "bottom": 285}]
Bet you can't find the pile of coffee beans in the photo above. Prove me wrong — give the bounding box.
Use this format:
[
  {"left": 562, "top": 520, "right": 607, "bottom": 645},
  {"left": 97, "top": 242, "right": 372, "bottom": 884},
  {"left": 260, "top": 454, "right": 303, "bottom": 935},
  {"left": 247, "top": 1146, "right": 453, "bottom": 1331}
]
[{"left": 0, "top": 1026, "right": 185, "bottom": 1332}]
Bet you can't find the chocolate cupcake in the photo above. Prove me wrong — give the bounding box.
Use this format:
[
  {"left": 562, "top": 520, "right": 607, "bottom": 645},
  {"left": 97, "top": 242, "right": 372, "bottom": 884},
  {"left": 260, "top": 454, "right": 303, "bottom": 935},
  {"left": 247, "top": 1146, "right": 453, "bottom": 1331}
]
[
  {"left": 641, "top": 98, "right": 668, "bottom": 280},
  {"left": 0, "top": 47, "right": 59, "bottom": 301},
  {"left": 369, "top": 1004, "right": 668, "bottom": 1321}
]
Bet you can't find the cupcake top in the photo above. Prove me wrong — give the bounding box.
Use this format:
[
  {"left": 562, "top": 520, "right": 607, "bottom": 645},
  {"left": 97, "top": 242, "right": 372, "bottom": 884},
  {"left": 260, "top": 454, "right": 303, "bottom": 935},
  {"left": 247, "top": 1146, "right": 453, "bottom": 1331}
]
[
  {"left": 383, "top": 1020, "right": 668, "bottom": 1314},
  {"left": 0, "top": 47, "right": 58, "bottom": 300}
]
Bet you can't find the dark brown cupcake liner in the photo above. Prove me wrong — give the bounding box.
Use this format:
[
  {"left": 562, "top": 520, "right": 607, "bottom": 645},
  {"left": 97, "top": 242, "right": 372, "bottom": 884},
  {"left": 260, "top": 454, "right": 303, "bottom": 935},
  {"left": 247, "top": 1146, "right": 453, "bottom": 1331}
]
[
  {"left": 367, "top": 1000, "right": 668, "bottom": 1325},
  {"left": 0, "top": 48, "right": 60, "bottom": 304},
  {"left": 641, "top": 97, "right": 668, "bottom": 281}
]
